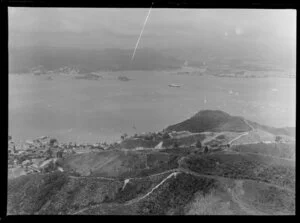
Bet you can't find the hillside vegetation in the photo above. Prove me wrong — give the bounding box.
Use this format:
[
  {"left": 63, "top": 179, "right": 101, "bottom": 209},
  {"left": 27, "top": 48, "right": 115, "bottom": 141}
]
[
  {"left": 248, "top": 121, "right": 295, "bottom": 137},
  {"left": 231, "top": 143, "right": 295, "bottom": 160},
  {"left": 183, "top": 153, "right": 295, "bottom": 191},
  {"left": 7, "top": 109, "right": 295, "bottom": 215},
  {"left": 61, "top": 150, "right": 179, "bottom": 179}
]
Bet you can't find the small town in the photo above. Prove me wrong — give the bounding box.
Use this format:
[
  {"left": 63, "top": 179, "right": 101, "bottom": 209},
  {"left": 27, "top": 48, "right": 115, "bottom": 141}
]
[
  {"left": 8, "top": 129, "right": 214, "bottom": 179},
  {"left": 8, "top": 135, "right": 112, "bottom": 178}
]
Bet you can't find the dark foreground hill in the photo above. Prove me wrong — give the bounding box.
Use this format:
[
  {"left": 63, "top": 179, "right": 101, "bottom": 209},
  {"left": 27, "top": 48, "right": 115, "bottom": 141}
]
[
  {"left": 8, "top": 150, "right": 295, "bottom": 215},
  {"left": 7, "top": 110, "right": 295, "bottom": 215}
]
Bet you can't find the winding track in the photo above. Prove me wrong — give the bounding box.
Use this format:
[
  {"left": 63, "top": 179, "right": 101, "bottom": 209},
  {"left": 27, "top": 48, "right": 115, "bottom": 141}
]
[
  {"left": 125, "top": 172, "right": 180, "bottom": 205},
  {"left": 228, "top": 132, "right": 250, "bottom": 145},
  {"left": 70, "top": 120, "right": 295, "bottom": 215},
  {"left": 226, "top": 119, "right": 255, "bottom": 145},
  {"left": 201, "top": 132, "right": 224, "bottom": 145},
  {"left": 70, "top": 165, "right": 294, "bottom": 215}
]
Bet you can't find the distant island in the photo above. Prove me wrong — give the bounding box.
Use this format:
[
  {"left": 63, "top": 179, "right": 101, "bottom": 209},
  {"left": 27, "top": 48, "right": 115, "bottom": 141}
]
[
  {"left": 9, "top": 46, "right": 295, "bottom": 78},
  {"left": 168, "top": 84, "right": 181, "bottom": 88},
  {"left": 7, "top": 110, "right": 295, "bottom": 215},
  {"left": 9, "top": 47, "right": 183, "bottom": 74},
  {"left": 74, "top": 73, "right": 103, "bottom": 80},
  {"left": 118, "top": 76, "right": 131, "bottom": 81}
]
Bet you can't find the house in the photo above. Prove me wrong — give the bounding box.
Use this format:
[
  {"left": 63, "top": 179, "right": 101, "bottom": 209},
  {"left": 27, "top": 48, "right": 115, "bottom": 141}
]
[{"left": 169, "top": 131, "right": 191, "bottom": 138}]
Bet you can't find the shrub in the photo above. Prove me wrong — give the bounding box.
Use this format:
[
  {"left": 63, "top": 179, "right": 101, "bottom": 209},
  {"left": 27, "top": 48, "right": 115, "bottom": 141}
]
[
  {"left": 196, "top": 140, "right": 202, "bottom": 149},
  {"left": 216, "top": 134, "right": 225, "bottom": 140},
  {"left": 137, "top": 174, "right": 217, "bottom": 215},
  {"left": 121, "top": 133, "right": 128, "bottom": 141},
  {"left": 173, "top": 141, "right": 179, "bottom": 148},
  {"left": 275, "top": 136, "right": 283, "bottom": 143},
  {"left": 49, "top": 138, "right": 58, "bottom": 147},
  {"left": 162, "top": 132, "right": 170, "bottom": 140}
]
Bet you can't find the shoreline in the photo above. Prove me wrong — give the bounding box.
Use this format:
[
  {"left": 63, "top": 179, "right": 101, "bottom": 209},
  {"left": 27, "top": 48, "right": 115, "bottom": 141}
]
[{"left": 9, "top": 70, "right": 296, "bottom": 79}]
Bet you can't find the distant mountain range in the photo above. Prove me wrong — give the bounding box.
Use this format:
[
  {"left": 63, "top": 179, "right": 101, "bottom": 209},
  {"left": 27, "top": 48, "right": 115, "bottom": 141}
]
[{"left": 9, "top": 47, "right": 184, "bottom": 74}]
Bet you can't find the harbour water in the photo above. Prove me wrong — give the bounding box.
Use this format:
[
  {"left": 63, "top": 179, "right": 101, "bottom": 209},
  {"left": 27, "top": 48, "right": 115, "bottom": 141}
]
[{"left": 9, "top": 71, "right": 296, "bottom": 144}]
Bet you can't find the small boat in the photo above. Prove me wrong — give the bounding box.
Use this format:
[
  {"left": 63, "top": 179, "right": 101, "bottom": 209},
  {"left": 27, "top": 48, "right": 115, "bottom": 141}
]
[{"left": 168, "top": 84, "right": 181, "bottom": 88}]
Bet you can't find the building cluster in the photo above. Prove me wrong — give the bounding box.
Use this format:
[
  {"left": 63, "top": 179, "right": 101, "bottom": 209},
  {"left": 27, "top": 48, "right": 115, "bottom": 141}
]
[
  {"left": 8, "top": 136, "right": 110, "bottom": 179},
  {"left": 132, "top": 131, "right": 171, "bottom": 141}
]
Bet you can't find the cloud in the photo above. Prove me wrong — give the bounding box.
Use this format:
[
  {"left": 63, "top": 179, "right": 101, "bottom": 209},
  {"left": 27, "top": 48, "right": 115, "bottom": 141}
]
[{"left": 8, "top": 8, "right": 296, "bottom": 50}]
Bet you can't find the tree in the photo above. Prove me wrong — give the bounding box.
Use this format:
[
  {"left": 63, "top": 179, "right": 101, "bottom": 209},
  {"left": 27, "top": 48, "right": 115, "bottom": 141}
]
[
  {"left": 196, "top": 140, "right": 202, "bottom": 149},
  {"left": 173, "top": 141, "right": 179, "bottom": 148},
  {"left": 275, "top": 135, "right": 282, "bottom": 150},
  {"left": 121, "top": 133, "right": 128, "bottom": 141},
  {"left": 275, "top": 136, "right": 282, "bottom": 143},
  {"left": 43, "top": 160, "right": 56, "bottom": 173},
  {"left": 46, "top": 147, "right": 53, "bottom": 159},
  {"left": 204, "top": 146, "right": 209, "bottom": 154},
  {"left": 56, "top": 150, "right": 63, "bottom": 159},
  {"left": 145, "top": 135, "right": 153, "bottom": 141},
  {"left": 162, "top": 132, "right": 170, "bottom": 140},
  {"left": 49, "top": 138, "right": 58, "bottom": 147}
]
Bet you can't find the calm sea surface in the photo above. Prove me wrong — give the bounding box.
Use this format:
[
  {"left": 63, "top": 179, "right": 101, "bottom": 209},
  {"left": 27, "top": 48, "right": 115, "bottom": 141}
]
[{"left": 9, "top": 71, "right": 296, "bottom": 144}]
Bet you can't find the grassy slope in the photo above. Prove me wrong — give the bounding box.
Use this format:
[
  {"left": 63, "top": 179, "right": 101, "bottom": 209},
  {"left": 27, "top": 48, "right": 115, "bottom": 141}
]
[
  {"left": 231, "top": 129, "right": 275, "bottom": 145},
  {"left": 247, "top": 120, "right": 295, "bottom": 137},
  {"left": 115, "top": 138, "right": 160, "bottom": 149},
  {"left": 8, "top": 149, "right": 295, "bottom": 215},
  {"left": 134, "top": 173, "right": 218, "bottom": 215},
  {"left": 231, "top": 142, "right": 295, "bottom": 159},
  {"left": 7, "top": 170, "right": 179, "bottom": 215},
  {"left": 8, "top": 168, "right": 295, "bottom": 215},
  {"left": 114, "top": 133, "right": 206, "bottom": 150},
  {"left": 184, "top": 177, "right": 295, "bottom": 215},
  {"left": 8, "top": 172, "right": 70, "bottom": 214},
  {"left": 183, "top": 152, "right": 295, "bottom": 191},
  {"left": 61, "top": 150, "right": 180, "bottom": 179},
  {"left": 7, "top": 110, "right": 295, "bottom": 215}
]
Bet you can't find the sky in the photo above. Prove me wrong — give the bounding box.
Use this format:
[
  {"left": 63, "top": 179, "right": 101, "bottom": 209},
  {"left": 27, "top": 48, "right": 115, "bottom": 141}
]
[{"left": 8, "top": 8, "right": 296, "bottom": 53}]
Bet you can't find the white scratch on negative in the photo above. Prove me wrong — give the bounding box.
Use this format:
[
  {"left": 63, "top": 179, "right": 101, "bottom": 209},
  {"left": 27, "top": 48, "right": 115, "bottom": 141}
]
[{"left": 131, "top": 3, "right": 153, "bottom": 61}]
